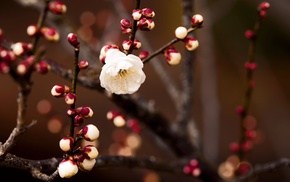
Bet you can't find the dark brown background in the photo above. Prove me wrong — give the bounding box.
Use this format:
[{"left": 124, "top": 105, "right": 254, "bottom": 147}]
[{"left": 0, "top": 0, "right": 290, "bottom": 181}]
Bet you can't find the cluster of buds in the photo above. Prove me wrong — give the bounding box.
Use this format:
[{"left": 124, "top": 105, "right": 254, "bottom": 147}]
[
  {"left": 107, "top": 110, "right": 141, "bottom": 133},
  {"left": 0, "top": 36, "right": 50, "bottom": 75},
  {"left": 258, "top": 2, "right": 270, "bottom": 18},
  {"left": 120, "top": 8, "right": 155, "bottom": 34},
  {"left": 183, "top": 159, "right": 201, "bottom": 177},
  {"left": 51, "top": 84, "right": 93, "bottom": 127},
  {"left": 122, "top": 39, "right": 142, "bottom": 51},
  {"left": 98, "top": 44, "right": 119, "bottom": 64},
  {"left": 58, "top": 124, "right": 100, "bottom": 178}
]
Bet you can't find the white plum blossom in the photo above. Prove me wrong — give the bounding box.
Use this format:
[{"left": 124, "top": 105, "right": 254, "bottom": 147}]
[{"left": 99, "top": 49, "right": 146, "bottom": 94}]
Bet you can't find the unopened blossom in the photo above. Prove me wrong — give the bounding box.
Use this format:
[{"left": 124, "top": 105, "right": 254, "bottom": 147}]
[
  {"left": 99, "top": 49, "right": 146, "bottom": 94},
  {"left": 59, "top": 137, "right": 74, "bottom": 152},
  {"left": 175, "top": 26, "right": 188, "bottom": 39},
  {"left": 83, "top": 145, "right": 99, "bottom": 159},
  {"left": 191, "top": 14, "right": 204, "bottom": 27},
  {"left": 184, "top": 36, "right": 199, "bottom": 51},
  {"left": 34, "top": 60, "right": 51, "bottom": 74},
  {"left": 48, "top": 1, "right": 67, "bottom": 15},
  {"left": 79, "top": 158, "right": 96, "bottom": 171},
  {"left": 27, "top": 24, "right": 38, "bottom": 37},
  {"left": 58, "top": 159, "right": 78, "bottom": 178},
  {"left": 99, "top": 44, "right": 119, "bottom": 64},
  {"left": 79, "top": 124, "right": 100, "bottom": 141}
]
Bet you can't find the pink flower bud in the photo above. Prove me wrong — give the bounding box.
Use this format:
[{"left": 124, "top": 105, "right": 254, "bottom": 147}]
[
  {"left": 11, "top": 42, "right": 29, "bottom": 56},
  {"left": 245, "top": 30, "right": 255, "bottom": 39},
  {"left": 237, "top": 162, "right": 252, "bottom": 175},
  {"left": 80, "top": 106, "right": 94, "bottom": 118},
  {"left": 58, "top": 159, "right": 78, "bottom": 178},
  {"left": 191, "top": 14, "right": 204, "bottom": 27},
  {"left": 78, "top": 60, "right": 89, "bottom": 69},
  {"left": 132, "top": 9, "right": 142, "bottom": 20},
  {"left": 74, "top": 115, "right": 84, "bottom": 127},
  {"left": 259, "top": 2, "right": 270, "bottom": 11},
  {"left": 259, "top": 10, "right": 267, "bottom": 18},
  {"left": 59, "top": 137, "right": 74, "bottom": 152},
  {"left": 66, "top": 108, "right": 76, "bottom": 117},
  {"left": 184, "top": 36, "right": 199, "bottom": 51},
  {"left": 67, "top": 33, "right": 79, "bottom": 48},
  {"left": 175, "top": 26, "right": 188, "bottom": 39},
  {"left": 245, "top": 130, "right": 257, "bottom": 140},
  {"left": 241, "top": 141, "right": 253, "bottom": 152},
  {"left": 34, "top": 60, "right": 51, "bottom": 74},
  {"left": 0, "top": 62, "right": 10, "bottom": 74},
  {"left": 51, "top": 84, "right": 66, "bottom": 97},
  {"left": 244, "top": 62, "right": 257, "bottom": 70},
  {"left": 127, "top": 119, "right": 140, "bottom": 133},
  {"left": 41, "top": 27, "right": 60, "bottom": 42},
  {"left": 65, "top": 93, "right": 76, "bottom": 105},
  {"left": 236, "top": 105, "right": 244, "bottom": 116},
  {"left": 82, "top": 145, "right": 99, "bottom": 159},
  {"left": 133, "top": 39, "right": 142, "bottom": 49},
  {"left": 17, "top": 56, "right": 34, "bottom": 75},
  {"left": 0, "top": 50, "right": 16, "bottom": 62},
  {"left": 27, "top": 24, "right": 38, "bottom": 37},
  {"left": 137, "top": 18, "right": 155, "bottom": 31},
  {"left": 79, "top": 124, "right": 100, "bottom": 141},
  {"left": 48, "top": 1, "right": 67, "bottom": 15},
  {"left": 142, "top": 8, "right": 155, "bottom": 18},
  {"left": 139, "top": 50, "right": 149, "bottom": 60},
  {"left": 120, "top": 19, "right": 132, "bottom": 28},
  {"left": 122, "top": 40, "right": 132, "bottom": 51},
  {"left": 229, "top": 142, "right": 240, "bottom": 153},
  {"left": 121, "top": 27, "right": 132, "bottom": 34},
  {"left": 79, "top": 158, "right": 96, "bottom": 171}
]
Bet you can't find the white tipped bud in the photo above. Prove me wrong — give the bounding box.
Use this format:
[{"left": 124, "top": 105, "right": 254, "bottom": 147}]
[
  {"left": 64, "top": 93, "right": 76, "bottom": 105},
  {"left": 175, "top": 26, "right": 188, "bottom": 39},
  {"left": 184, "top": 37, "right": 199, "bottom": 51},
  {"left": 79, "top": 124, "right": 100, "bottom": 141},
  {"left": 113, "top": 115, "right": 126, "bottom": 127},
  {"left": 83, "top": 145, "right": 99, "bottom": 159},
  {"left": 51, "top": 84, "right": 65, "bottom": 97},
  {"left": 58, "top": 159, "right": 78, "bottom": 178},
  {"left": 191, "top": 14, "right": 204, "bottom": 27},
  {"left": 132, "top": 9, "right": 142, "bottom": 21},
  {"left": 59, "top": 137, "right": 74, "bottom": 152},
  {"left": 79, "top": 159, "right": 96, "bottom": 171},
  {"left": 167, "top": 52, "right": 181, "bottom": 65},
  {"left": 12, "top": 42, "right": 28, "bottom": 56},
  {"left": 122, "top": 40, "right": 132, "bottom": 51},
  {"left": 27, "top": 25, "right": 38, "bottom": 37}
]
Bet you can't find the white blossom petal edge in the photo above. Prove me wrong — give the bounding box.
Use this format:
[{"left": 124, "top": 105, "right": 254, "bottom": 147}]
[{"left": 99, "top": 49, "right": 146, "bottom": 94}]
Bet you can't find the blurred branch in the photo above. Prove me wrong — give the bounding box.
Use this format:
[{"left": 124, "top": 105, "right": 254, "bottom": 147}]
[{"left": 236, "top": 158, "right": 290, "bottom": 182}]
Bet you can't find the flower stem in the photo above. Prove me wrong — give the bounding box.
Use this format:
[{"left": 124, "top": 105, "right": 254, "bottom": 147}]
[
  {"left": 69, "top": 47, "right": 80, "bottom": 137},
  {"left": 126, "top": 0, "right": 141, "bottom": 55}
]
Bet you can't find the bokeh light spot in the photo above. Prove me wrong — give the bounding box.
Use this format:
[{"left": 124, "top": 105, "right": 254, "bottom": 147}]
[{"left": 37, "top": 99, "right": 52, "bottom": 114}]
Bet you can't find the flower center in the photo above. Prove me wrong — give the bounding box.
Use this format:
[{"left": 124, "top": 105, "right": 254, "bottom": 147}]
[{"left": 118, "top": 69, "right": 128, "bottom": 78}]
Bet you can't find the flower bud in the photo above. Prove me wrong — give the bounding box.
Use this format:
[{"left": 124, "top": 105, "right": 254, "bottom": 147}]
[
  {"left": 82, "top": 145, "right": 99, "bottom": 159},
  {"left": 133, "top": 39, "right": 142, "bottom": 49},
  {"left": 191, "top": 14, "right": 203, "bottom": 27},
  {"left": 132, "top": 9, "right": 142, "bottom": 20},
  {"left": 48, "top": 1, "right": 67, "bottom": 15},
  {"left": 245, "top": 30, "right": 255, "bottom": 39},
  {"left": 139, "top": 50, "right": 149, "bottom": 60},
  {"left": 166, "top": 50, "right": 181, "bottom": 65},
  {"left": 122, "top": 40, "right": 132, "bottom": 51},
  {"left": 127, "top": 119, "right": 140, "bottom": 133},
  {"left": 34, "top": 60, "right": 51, "bottom": 74},
  {"left": 244, "top": 62, "right": 257, "bottom": 70},
  {"left": 11, "top": 42, "right": 29, "bottom": 56},
  {"left": 229, "top": 142, "right": 240, "bottom": 153},
  {"left": 259, "top": 2, "right": 270, "bottom": 10},
  {"left": 121, "top": 26, "right": 132, "bottom": 34},
  {"left": 67, "top": 108, "right": 76, "bottom": 117},
  {"left": 27, "top": 24, "right": 38, "bottom": 37},
  {"left": 17, "top": 56, "right": 34, "bottom": 75},
  {"left": 184, "top": 36, "right": 199, "bottom": 51},
  {"left": 51, "top": 84, "right": 66, "bottom": 97},
  {"left": 79, "top": 159, "right": 96, "bottom": 171},
  {"left": 113, "top": 115, "right": 126, "bottom": 127},
  {"left": 74, "top": 115, "right": 84, "bottom": 127},
  {"left": 0, "top": 62, "right": 10, "bottom": 74},
  {"left": 137, "top": 18, "right": 155, "bottom": 31},
  {"left": 59, "top": 137, "right": 74, "bottom": 152},
  {"left": 175, "top": 26, "right": 188, "bottom": 39},
  {"left": 58, "top": 159, "right": 78, "bottom": 178},
  {"left": 79, "top": 124, "right": 100, "bottom": 141},
  {"left": 99, "top": 44, "right": 119, "bottom": 64},
  {"left": 41, "top": 27, "right": 60, "bottom": 42},
  {"left": 67, "top": 33, "right": 79, "bottom": 48},
  {"left": 142, "top": 8, "right": 155, "bottom": 18},
  {"left": 245, "top": 130, "right": 257, "bottom": 140},
  {"left": 78, "top": 60, "right": 89, "bottom": 69},
  {"left": 65, "top": 93, "right": 76, "bottom": 105},
  {"left": 120, "top": 19, "right": 132, "bottom": 28},
  {"left": 106, "top": 110, "right": 121, "bottom": 120},
  {"left": 80, "top": 106, "right": 94, "bottom": 118},
  {"left": 0, "top": 50, "right": 16, "bottom": 62}
]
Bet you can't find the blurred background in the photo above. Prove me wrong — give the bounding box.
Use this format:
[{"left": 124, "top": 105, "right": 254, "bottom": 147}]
[{"left": 0, "top": 0, "right": 290, "bottom": 181}]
